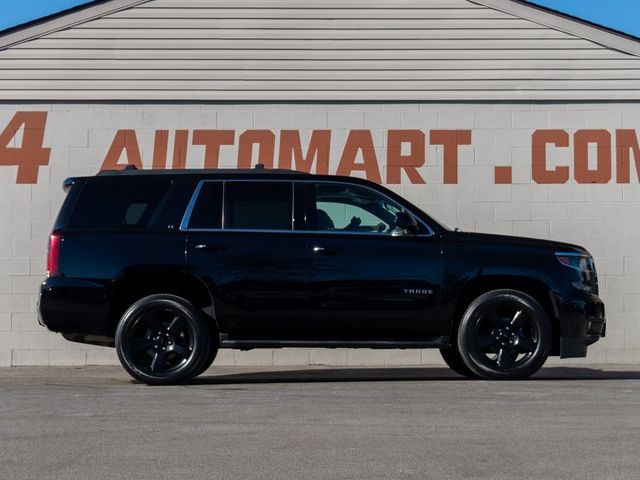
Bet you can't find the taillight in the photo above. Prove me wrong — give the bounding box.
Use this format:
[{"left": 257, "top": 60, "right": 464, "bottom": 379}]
[{"left": 47, "top": 233, "right": 62, "bottom": 278}]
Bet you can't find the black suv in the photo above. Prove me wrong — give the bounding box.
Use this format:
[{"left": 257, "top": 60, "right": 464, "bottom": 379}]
[{"left": 39, "top": 167, "right": 605, "bottom": 384}]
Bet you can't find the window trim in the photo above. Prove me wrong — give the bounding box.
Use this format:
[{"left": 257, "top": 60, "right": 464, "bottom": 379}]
[
  {"left": 304, "top": 180, "right": 435, "bottom": 238},
  {"left": 180, "top": 179, "right": 295, "bottom": 232},
  {"left": 69, "top": 178, "right": 172, "bottom": 231},
  {"left": 180, "top": 178, "right": 435, "bottom": 238},
  {"left": 180, "top": 179, "right": 207, "bottom": 231}
]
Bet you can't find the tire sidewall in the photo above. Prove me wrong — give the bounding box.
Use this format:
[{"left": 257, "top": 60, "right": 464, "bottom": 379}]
[
  {"left": 457, "top": 289, "right": 552, "bottom": 380},
  {"left": 439, "top": 346, "right": 479, "bottom": 379},
  {"left": 115, "top": 294, "right": 211, "bottom": 385},
  {"left": 194, "top": 335, "right": 219, "bottom": 377}
]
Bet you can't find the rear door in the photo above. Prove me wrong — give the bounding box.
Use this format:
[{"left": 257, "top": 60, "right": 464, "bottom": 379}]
[{"left": 183, "top": 179, "right": 308, "bottom": 341}]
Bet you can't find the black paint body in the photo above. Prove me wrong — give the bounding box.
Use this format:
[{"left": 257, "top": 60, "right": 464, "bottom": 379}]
[{"left": 38, "top": 169, "right": 605, "bottom": 358}]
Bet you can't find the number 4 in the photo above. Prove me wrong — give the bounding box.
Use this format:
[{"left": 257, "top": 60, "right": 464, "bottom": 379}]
[{"left": 0, "top": 111, "right": 51, "bottom": 184}]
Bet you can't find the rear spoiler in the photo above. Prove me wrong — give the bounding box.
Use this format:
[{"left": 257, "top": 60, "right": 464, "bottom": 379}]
[
  {"left": 62, "top": 177, "right": 77, "bottom": 193},
  {"left": 62, "top": 177, "right": 88, "bottom": 193}
]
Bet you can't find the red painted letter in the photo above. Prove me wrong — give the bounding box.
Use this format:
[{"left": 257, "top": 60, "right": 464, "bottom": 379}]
[
  {"left": 101, "top": 130, "right": 143, "bottom": 171},
  {"left": 193, "top": 130, "right": 235, "bottom": 169},
  {"left": 616, "top": 129, "right": 640, "bottom": 183},
  {"left": 574, "top": 129, "right": 611, "bottom": 184},
  {"left": 0, "top": 111, "right": 50, "bottom": 184},
  {"left": 336, "top": 130, "right": 382, "bottom": 183},
  {"left": 531, "top": 130, "right": 570, "bottom": 184},
  {"left": 387, "top": 130, "right": 426, "bottom": 185},
  {"left": 238, "top": 130, "right": 275, "bottom": 169},
  {"left": 278, "top": 130, "right": 330, "bottom": 174},
  {"left": 430, "top": 130, "right": 471, "bottom": 184}
]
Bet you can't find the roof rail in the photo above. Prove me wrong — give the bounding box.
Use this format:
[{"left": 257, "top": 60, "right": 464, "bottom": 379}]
[{"left": 95, "top": 167, "right": 309, "bottom": 177}]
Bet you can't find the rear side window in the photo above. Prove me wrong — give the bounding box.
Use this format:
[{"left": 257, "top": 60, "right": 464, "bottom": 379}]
[
  {"left": 224, "top": 181, "right": 292, "bottom": 230},
  {"left": 52, "top": 183, "right": 83, "bottom": 230},
  {"left": 188, "top": 182, "right": 223, "bottom": 229},
  {"left": 69, "top": 180, "right": 171, "bottom": 229}
]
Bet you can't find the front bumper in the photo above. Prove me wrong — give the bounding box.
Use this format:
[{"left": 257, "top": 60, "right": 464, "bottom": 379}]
[{"left": 557, "top": 289, "right": 606, "bottom": 358}]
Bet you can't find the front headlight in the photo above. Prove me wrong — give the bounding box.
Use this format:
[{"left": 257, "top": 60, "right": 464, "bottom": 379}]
[{"left": 555, "top": 252, "right": 597, "bottom": 292}]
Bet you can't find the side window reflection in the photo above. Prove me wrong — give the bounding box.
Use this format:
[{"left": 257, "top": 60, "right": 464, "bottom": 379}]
[{"left": 309, "top": 183, "right": 406, "bottom": 235}]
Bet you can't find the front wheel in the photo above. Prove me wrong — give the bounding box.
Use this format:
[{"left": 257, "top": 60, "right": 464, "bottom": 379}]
[
  {"left": 440, "top": 346, "right": 479, "bottom": 378},
  {"left": 457, "top": 289, "right": 552, "bottom": 380},
  {"left": 115, "top": 294, "right": 212, "bottom": 385}
]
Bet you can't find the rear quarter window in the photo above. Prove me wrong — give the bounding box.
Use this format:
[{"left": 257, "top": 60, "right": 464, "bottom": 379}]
[
  {"left": 187, "top": 182, "right": 223, "bottom": 229},
  {"left": 68, "top": 180, "right": 172, "bottom": 230}
]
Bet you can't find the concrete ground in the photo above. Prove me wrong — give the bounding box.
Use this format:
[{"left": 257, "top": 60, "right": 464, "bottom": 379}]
[{"left": 1, "top": 365, "right": 639, "bottom": 480}]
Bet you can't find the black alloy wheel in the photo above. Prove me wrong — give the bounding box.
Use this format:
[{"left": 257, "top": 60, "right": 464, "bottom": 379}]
[
  {"left": 457, "top": 289, "right": 552, "bottom": 380},
  {"left": 115, "top": 294, "right": 212, "bottom": 385}
]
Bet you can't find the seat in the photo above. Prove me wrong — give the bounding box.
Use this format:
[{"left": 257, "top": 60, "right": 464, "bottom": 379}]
[{"left": 315, "top": 209, "right": 334, "bottom": 230}]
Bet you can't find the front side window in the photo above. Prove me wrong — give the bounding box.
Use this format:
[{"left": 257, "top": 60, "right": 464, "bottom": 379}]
[
  {"left": 224, "top": 181, "right": 293, "bottom": 231},
  {"left": 308, "top": 182, "right": 407, "bottom": 235}
]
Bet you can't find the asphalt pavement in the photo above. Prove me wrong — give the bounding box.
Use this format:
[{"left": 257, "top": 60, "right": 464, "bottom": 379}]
[{"left": 1, "top": 364, "right": 639, "bottom": 480}]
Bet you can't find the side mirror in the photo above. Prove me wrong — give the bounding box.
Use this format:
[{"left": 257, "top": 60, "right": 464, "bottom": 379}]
[{"left": 393, "top": 211, "right": 419, "bottom": 236}]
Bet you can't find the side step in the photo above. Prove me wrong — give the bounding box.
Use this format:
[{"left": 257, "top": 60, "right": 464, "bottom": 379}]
[{"left": 219, "top": 335, "right": 449, "bottom": 350}]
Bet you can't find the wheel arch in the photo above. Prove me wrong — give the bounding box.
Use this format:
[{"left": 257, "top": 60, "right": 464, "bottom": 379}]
[
  {"left": 452, "top": 275, "right": 561, "bottom": 356},
  {"left": 107, "top": 269, "right": 217, "bottom": 338}
]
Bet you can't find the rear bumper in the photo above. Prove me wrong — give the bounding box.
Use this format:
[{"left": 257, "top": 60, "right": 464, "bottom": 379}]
[
  {"left": 557, "top": 289, "right": 606, "bottom": 359},
  {"left": 38, "top": 277, "right": 111, "bottom": 339}
]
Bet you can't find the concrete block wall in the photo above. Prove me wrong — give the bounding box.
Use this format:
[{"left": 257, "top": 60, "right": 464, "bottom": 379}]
[{"left": 0, "top": 102, "right": 638, "bottom": 366}]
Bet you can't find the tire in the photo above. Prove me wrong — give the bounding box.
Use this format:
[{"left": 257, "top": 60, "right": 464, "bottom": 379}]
[
  {"left": 194, "top": 334, "right": 219, "bottom": 377},
  {"left": 457, "top": 289, "right": 552, "bottom": 380},
  {"left": 115, "top": 294, "right": 212, "bottom": 385},
  {"left": 440, "top": 346, "right": 479, "bottom": 378}
]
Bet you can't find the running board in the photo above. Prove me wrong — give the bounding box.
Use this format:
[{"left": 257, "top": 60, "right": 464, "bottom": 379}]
[{"left": 219, "top": 336, "right": 449, "bottom": 350}]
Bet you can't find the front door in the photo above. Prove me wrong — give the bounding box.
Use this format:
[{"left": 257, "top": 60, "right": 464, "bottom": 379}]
[
  {"left": 184, "top": 179, "right": 308, "bottom": 340},
  {"left": 304, "top": 181, "right": 443, "bottom": 341}
]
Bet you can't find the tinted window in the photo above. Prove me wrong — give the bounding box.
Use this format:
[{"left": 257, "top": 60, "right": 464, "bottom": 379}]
[
  {"left": 224, "top": 181, "right": 292, "bottom": 230},
  {"left": 309, "top": 183, "right": 405, "bottom": 234},
  {"left": 69, "top": 180, "right": 171, "bottom": 229},
  {"left": 53, "top": 183, "right": 83, "bottom": 230},
  {"left": 188, "top": 182, "right": 223, "bottom": 229}
]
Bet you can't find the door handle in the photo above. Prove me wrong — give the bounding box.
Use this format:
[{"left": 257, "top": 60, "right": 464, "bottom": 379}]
[
  {"left": 313, "top": 246, "right": 342, "bottom": 256},
  {"left": 195, "top": 244, "right": 225, "bottom": 253}
]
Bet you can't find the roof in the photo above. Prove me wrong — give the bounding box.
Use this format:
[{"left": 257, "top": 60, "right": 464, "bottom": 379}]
[
  {"left": 0, "top": 0, "right": 638, "bottom": 101},
  {"left": 1, "top": 0, "right": 638, "bottom": 56},
  {"left": 0, "top": 0, "right": 149, "bottom": 49},
  {"left": 473, "top": 0, "right": 640, "bottom": 56}
]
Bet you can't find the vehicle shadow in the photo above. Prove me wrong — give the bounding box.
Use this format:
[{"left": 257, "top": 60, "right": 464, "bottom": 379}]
[{"left": 190, "top": 366, "right": 640, "bottom": 385}]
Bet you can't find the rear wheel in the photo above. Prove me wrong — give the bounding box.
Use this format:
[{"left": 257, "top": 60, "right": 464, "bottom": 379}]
[
  {"left": 457, "top": 289, "right": 552, "bottom": 380},
  {"left": 115, "top": 294, "right": 211, "bottom": 385}
]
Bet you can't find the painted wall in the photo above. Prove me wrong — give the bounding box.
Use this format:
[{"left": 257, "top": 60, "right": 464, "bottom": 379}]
[{"left": 1, "top": 101, "right": 639, "bottom": 366}]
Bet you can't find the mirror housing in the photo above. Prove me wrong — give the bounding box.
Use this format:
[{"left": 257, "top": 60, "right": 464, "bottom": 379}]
[{"left": 393, "top": 211, "right": 420, "bottom": 235}]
